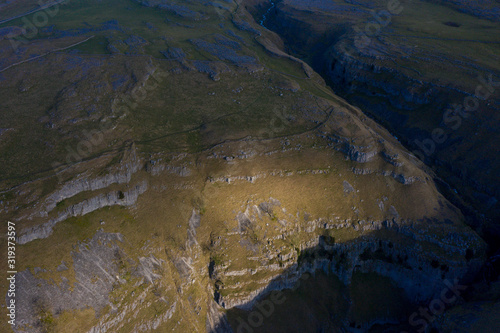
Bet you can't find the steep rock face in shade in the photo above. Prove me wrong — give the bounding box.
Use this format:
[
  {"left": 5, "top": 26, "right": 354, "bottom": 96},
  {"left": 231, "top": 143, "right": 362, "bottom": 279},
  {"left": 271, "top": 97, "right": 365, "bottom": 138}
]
[
  {"left": 430, "top": 300, "right": 500, "bottom": 332},
  {"left": 211, "top": 200, "right": 485, "bottom": 313},
  {"left": 0, "top": 0, "right": 496, "bottom": 332},
  {"left": 248, "top": 0, "right": 500, "bottom": 237}
]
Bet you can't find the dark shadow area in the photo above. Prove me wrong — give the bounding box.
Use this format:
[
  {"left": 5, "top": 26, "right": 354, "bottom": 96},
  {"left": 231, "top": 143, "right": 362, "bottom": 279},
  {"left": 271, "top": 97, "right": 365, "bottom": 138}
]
[
  {"left": 223, "top": 232, "right": 479, "bottom": 332},
  {"left": 244, "top": 0, "right": 500, "bottom": 284}
]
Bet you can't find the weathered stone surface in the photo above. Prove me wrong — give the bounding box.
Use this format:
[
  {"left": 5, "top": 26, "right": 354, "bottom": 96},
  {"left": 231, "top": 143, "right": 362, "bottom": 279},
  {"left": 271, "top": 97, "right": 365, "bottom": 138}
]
[
  {"left": 14, "top": 231, "right": 124, "bottom": 332},
  {"left": 18, "top": 181, "right": 148, "bottom": 244}
]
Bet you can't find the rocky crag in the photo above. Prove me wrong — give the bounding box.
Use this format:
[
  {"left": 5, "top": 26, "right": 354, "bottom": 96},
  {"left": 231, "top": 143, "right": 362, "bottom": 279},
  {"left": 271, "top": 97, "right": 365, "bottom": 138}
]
[
  {"left": 248, "top": 0, "right": 500, "bottom": 234},
  {"left": 0, "top": 0, "right": 495, "bottom": 332}
]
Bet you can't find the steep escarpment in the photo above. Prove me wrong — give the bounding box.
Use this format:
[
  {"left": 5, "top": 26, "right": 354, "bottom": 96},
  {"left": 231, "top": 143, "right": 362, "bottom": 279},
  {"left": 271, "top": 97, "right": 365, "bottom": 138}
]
[
  {"left": 247, "top": 0, "right": 500, "bottom": 242},
  {"left": 12, "top": 126, "right": 486, "bottom": 331},
  {"left": 0, "top": 0, "right": 494, "bottom": 332}
]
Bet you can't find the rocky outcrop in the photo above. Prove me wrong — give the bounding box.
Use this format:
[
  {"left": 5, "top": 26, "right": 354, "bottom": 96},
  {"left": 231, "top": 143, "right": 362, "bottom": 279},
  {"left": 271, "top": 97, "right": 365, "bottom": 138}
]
[
  {"left": 18, "top": 180, "right": 148, "bottom": 244},
  {"left": 13, "top": 229, "right": 176, "bottom": 333},
  {"left": 249, "top": 0, "right": 500, "bottom": 233},
  {"left": 211, "top": 196, "right": 486, "bottom": 316},
  {"left": 13, "top": 231, "right": 124, "bottom": 332},
  {"left": 2, "top": 1, "right": 496, "bottom": 331},
  {"left": 45, "top": 145, "right": 142, "bottom": 214},
  {"left": 206, "top": 299, "right": 234, "bottom": 333},
  {"left": 145, "top": 159, "right": 191, "bottom": 177},
  {"left": 217, "top": 228, "right": 484, "bottom": 310},
  {"left": 324, "top": 43, "right": 500, "bottom": 229}
]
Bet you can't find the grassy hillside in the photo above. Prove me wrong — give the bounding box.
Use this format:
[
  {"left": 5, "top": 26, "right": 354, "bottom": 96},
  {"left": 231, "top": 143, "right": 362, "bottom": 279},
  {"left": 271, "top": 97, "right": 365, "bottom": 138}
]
[{"left": 0, "top": 1, "right": 490, "bottom": 332}]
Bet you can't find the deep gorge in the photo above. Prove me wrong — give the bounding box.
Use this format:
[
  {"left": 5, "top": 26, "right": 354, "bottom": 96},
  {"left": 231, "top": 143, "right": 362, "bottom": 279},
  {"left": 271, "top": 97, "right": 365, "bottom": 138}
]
[{"left": 247, "top": 0, "right": 500, "bottom": 252}]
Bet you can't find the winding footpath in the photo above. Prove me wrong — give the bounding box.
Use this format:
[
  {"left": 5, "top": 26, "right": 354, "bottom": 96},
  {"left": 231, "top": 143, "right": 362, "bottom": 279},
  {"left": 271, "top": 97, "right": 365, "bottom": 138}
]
[{"left": 0, "top": 0, "right": 68, "bottom": 25}]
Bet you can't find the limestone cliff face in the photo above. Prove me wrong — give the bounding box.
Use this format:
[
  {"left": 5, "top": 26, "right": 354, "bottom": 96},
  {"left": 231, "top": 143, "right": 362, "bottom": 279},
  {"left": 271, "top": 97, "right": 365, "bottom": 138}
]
[
  {"left": 13, "top": 230, "right": 177, "bottom": 333},
  {"left": 44, "top": 145, "right": 142, "bottom": 214},
  {"left": 15, "top": 231, "right": 125, "bottom": 330},
  {"left": 9, "top": 121, "right": 486, "bottom": 331},
  {"left": 17, "top": 180, "right": 148, "bottom": 244},
  {"left": 324, "top": 42, "right": 500, "bottom": 230},
  {"left": 16, "top": 145, "right": 146, "bottom": 244},
  {"left": 1, "top": 1, "right": 495, "bottom": 331},
  {"left": 249, "top": 0, "right": 500, "bottom": 237},
  {"left": 212, "top": 203, "right": 485, "bottom": 314}
]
